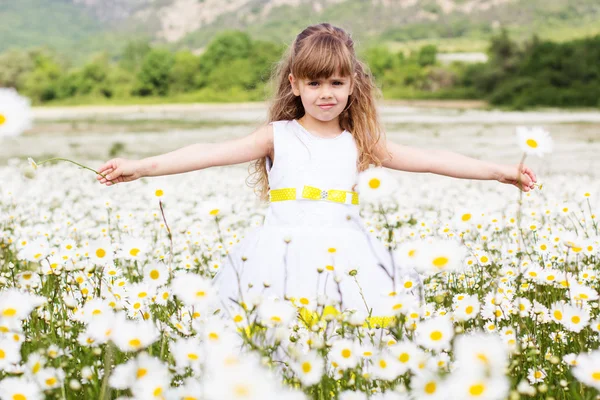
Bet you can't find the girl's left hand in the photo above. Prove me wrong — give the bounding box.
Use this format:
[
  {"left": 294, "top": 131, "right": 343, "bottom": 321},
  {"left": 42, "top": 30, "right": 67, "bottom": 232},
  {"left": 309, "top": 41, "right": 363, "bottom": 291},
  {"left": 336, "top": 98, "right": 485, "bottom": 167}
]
[{"left": 497, "top": 163, "right": 537, "bottom": 192}]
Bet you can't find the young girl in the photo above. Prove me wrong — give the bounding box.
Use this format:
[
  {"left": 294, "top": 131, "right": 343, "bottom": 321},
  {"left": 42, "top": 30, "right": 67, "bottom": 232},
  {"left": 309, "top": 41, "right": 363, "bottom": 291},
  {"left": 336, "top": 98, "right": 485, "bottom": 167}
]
[{"left": 97, "top": 23, "right": 537, "bottom": 318}]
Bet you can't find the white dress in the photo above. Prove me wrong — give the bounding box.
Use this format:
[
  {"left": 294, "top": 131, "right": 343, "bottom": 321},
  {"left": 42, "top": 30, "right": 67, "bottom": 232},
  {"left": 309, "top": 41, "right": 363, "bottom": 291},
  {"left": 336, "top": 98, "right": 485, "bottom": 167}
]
[{"left": 214, "top": 120, "right": 418, "bottom": 316}]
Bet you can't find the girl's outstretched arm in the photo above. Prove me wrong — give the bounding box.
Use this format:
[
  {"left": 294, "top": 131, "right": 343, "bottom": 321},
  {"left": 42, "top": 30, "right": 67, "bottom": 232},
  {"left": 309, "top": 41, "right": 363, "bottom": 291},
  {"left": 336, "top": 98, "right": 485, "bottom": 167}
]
[
  {"left": 97, "top": 124, "right": 273, "bottom": 186},
  {"left": 380, "top": 140, "right": 537, "bottom": 192}
]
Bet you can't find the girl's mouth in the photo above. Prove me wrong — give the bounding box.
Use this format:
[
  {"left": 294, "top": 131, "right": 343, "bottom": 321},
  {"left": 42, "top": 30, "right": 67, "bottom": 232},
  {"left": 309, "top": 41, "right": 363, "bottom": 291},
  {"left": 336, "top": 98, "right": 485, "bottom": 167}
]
[{"left": 318, "top": 104, "right": 335, "bottom": 110}]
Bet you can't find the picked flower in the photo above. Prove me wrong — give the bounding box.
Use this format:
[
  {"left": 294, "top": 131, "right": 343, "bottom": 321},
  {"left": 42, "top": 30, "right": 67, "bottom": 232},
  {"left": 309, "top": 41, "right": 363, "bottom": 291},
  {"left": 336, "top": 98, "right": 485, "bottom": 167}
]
[
  {"left": 516, "top": 126, "right": 553, "bottom": 157},
  {"left": 357, "top": 167, "right": 396, "bottom": 202},
  {"left": 0, "top": 88, "right": 32, "bottom": 138}
]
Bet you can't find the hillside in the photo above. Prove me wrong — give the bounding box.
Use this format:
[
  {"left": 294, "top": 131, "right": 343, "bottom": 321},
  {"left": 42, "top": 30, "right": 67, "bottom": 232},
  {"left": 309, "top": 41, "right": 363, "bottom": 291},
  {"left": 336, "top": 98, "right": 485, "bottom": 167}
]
[{"left": 2, "top": 0, "right": 600, "bottom": 59}]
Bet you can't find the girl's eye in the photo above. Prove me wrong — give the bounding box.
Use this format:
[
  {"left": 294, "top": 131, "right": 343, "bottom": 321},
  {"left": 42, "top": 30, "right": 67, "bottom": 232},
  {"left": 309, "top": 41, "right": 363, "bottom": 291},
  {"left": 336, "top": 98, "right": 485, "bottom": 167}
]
[
  {"left": 333, "top": 81, "right": 344, "bottom": 86},
  {"left": 308, "top": 81, "right": 319, "bottom": 86}
]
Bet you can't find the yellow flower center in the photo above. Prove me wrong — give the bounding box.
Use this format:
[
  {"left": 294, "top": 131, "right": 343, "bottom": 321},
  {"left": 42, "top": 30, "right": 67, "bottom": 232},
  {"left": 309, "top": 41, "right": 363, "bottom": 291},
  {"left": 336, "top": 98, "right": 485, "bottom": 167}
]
[
  {"left": 196, "top": 291, "right": 206, "bottom": 297},
  {"left": 572, "top": 316, "right": 581, "bottom": 324},
  {"left": 0, "top": 114, "right": 6, "bottom": 126},
  {"left": 2, "top": 308, "right": 17, "bottom": 317},
  {"left": 328, "top": 247, "right": 336, "bottom": 253},
  {"left": 430, "top": 331, "right": 442, "bottom": 341},
  {"left": 155, "top": 190, "right": 164, "bottom": 197},
  {"left": 399, "top": 353, "right": 409, "bottom": 363},
  {"left": 379, "top": 359, "right": 387, "bottom": 368},
  {"left": 150, "top": 270, "right": 159, "bottom": 280},
  {"left": 129, "top": 248, "right": 140, "bottom": 257},
  {"left": 96, "top": 249, "right": 106, "bottom": 258},
  {"left": 534, "top": 371, "right": 543, "bottom": 379},
  {"left": 592, "top": 372, "right": 600, "bottom": 381},
  {"left": 302, "top": 362, "right": 312, "bottom": 373},
  {"left": 299, "top": 297, "right": 309, "bottom": 305},
  {"left": 209, "top": 209, "right": 219, "bottom": 216},
  {"left": 480, "top": 256, "right": 489, "bottom": 263},
  {"left": 466, "top": 306, "right": 474, "bottom": 314},
  {"left": 187, "top": 353, "right": 199, "bottom": 360},
  {"left": 153, "top": 387, "right": 162, "bottom": 396},
  {"left": 136, "top": 368, "right": 147, "bottom": 378},
  {"left": 341, "top": 349, "right": 352, "bottom": 358},
  {"left": 432, "top": 257, "right": 448, "bottom": 268},
  {"left": 233, "top": 315, "right": 243, "bottom": 323},
  {"left": 129, "top": 338, "right": 141, "bottom": 348},
  {"left": 461, "top": 214, "right": 471, "bottom": 221},
  {"left": 209, "top": 332, "right": 219, "bottom": 340},
  {"left": 368, "top": 178, "right": 381, "bottom": 189},
  {"left": 234, "top": 384, "right": 250, "bottom": 396},
  {"left": 0, "top": 349, "right": 5, "bottom": 359},
  {"left": 424, "top": 382, "right": 437, "bottom": 394},
  {"left": 13, "top": 395, "right": 26, "bottom": 400},
  {"left": 404, "top": 281, "right": 413, "bottom": 289},
  {"left": 469, "top": 384, "right": 485, "bottom": 396},
  {"left": 553, "top": 310, "right": 563, "bottom": 320},
  {"left": 45, "top": 377, "right": 57, "bottom": 386},
  {"left": 526, "top": 139, "right": 538, "bottom": 148}
]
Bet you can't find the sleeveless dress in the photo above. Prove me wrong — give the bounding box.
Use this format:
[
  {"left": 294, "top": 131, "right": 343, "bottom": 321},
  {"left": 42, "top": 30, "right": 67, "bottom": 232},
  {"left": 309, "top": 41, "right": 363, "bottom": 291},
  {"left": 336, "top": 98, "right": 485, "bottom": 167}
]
[{"left": 213, "top": 120, "right": 419, "bottom": 316}]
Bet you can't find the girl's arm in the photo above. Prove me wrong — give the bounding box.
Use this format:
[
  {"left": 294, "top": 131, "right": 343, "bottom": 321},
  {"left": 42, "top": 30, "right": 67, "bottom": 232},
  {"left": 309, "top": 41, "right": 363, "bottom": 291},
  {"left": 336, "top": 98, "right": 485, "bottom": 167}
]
[
  {"left": 97, "top": 124, "right": 273, "bottom": 186},
  {"left": 379, "top": 140, "right": 537, "bottom": 192}
]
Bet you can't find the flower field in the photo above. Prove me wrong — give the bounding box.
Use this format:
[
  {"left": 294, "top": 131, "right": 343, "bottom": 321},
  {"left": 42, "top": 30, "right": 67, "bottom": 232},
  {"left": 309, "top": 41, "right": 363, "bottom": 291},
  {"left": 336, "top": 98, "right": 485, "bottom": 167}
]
[{"left": 0, "top": 148, "right": 598, "bottom": 400}]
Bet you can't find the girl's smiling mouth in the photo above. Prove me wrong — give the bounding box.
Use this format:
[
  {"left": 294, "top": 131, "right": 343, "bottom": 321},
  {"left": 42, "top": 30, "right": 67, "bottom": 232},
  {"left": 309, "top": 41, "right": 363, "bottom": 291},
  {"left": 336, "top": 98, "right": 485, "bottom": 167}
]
[{"left": 318, "top": 104, "right": 336, "bottom": 110}]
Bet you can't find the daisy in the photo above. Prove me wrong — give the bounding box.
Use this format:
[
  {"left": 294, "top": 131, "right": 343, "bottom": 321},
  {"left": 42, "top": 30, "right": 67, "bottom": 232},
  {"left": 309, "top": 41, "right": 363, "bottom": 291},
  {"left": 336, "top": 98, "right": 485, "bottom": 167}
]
[
  {"left": 561, "top": 304, "right": 590, "bottom": 333},
  {"left": 35, "top": 367, "right": 64, "bottom": 390},
  {"left": 87, "top": 239, "right": 114, "bottom": 265},
  {"left": 414, "top": 238, "right": 466, "bottom": 275},
  {"left": 527, "top": 367, "right": 546, "bottom": 384},
  {"left": 449, "top": 374, "right": 509, "bottom": 400},
  {"left": 357, "top": 167, "right": 396, "bottom": 202},
  {"left": 329, "top": 338, "right": 360, "bottom": 370},
  {"left": 516, "top": 126, "right": 553, "bottom": 157},
  {"left": 453, "top": 294, "right": 480, "bottom": 322},
  {"left": 109, "top": 352, "right": 169, "bottom": 390},
  {"left": 410, "top": 372, "right": 446, "bottom": 400},
  {"left": 415, "top": 316, "right": 454, "bottom": 352},
  {"left": 0, "top": 88, "right": 32, "bottom": 138},
  {"left": 0, "top": 338, "right": 22, "bottom": 369},
  {"left": 171, "top": 272, "right": 216, "bottom": 310},
  {"left": 118, "top": 236, "right": 148, "bottom": 261},
  {"left": 290, "top": 350, "right": 324, "bottom": 386},
  {"left": 257, "top": 297, "right": 296, "bottom": 328},
  {"left": 388, "top": 340, "right": 420, "bottom": 374},
  {"left": 571, "top": 350, "right": 600, "bottom": 390},
  {"left": 370, "top": 350, "right": 402, "bottom": 381},
  {"left": 0, "top": 289, "right": 46, "bottom": 322},
  {"left": 454, "top": 333, "right": 507, "bottom": 377},
  {"left": 0, "top": 377, "right": 42, "bottom": 400},
  {"left": 143, "top": 262, "right": 169, "bottom": 288},
  {"left": 110, "top": 315, "right": 159, "bottom": 352}
]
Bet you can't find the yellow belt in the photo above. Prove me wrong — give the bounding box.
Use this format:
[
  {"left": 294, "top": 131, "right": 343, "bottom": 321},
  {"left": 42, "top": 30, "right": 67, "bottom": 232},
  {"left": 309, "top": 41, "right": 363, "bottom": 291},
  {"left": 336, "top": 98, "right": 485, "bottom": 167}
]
[{"left": 269, "top": 185, "right": 359, "bottom": 205}]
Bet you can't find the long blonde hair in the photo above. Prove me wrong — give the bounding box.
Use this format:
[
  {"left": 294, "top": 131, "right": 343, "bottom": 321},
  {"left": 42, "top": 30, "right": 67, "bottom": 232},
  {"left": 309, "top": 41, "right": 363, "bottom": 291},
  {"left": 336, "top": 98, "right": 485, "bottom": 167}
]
[{"left": 247, "top": 23, "right": 388, "bottom": 201}]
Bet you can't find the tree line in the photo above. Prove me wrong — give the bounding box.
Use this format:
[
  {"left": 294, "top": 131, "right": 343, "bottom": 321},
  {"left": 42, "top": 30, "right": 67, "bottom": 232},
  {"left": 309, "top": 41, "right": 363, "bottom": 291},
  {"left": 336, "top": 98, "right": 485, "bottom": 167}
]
[{"left": 0, "top": 30, "right": 598, "bottom": 108}]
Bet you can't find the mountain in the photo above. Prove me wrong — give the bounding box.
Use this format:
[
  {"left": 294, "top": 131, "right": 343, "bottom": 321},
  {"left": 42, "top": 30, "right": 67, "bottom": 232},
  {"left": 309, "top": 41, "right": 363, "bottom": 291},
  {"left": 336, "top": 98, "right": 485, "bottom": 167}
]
[{"left": 2, "top": 0, "right": 599, "bottom": 58}]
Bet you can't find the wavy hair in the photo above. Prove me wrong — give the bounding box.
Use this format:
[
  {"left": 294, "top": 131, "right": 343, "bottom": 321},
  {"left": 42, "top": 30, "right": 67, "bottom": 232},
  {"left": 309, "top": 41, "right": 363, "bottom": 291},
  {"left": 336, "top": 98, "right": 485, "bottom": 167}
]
[{"left": 247, "top": 23, "right": 388, "bottom": 201}]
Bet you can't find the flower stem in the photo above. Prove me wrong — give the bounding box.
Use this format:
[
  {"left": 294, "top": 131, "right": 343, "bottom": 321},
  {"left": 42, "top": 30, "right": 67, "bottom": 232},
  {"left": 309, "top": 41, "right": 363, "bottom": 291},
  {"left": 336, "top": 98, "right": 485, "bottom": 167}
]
[{"left": 37, "top": 157, "right": 113, "bottom": 182}]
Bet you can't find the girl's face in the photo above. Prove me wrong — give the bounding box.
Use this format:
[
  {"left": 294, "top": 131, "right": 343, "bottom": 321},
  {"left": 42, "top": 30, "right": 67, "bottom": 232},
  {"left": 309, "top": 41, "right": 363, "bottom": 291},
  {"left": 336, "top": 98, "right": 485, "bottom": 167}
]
[{"left": 289, "top": 73, "right": 353, "bottom": 123}]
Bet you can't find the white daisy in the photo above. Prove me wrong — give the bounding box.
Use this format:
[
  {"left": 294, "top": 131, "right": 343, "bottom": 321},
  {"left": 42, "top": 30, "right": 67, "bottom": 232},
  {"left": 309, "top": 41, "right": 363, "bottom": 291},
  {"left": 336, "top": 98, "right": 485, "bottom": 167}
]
[
  {"left": 0, "top": 88, "right": 32, "bottom": 138},
  {"left": 357, "top": 167, "right": 396, "bottom": 202},
  {"left": 516, "top": 126, "right": 553, "bottom": 157}
]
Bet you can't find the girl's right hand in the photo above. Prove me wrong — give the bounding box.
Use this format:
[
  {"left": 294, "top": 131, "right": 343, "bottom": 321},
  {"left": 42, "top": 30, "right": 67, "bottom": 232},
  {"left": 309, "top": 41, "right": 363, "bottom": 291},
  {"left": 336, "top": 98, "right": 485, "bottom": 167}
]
[{"left": 96, "top": 158, "right": 143, "bottom": 186}]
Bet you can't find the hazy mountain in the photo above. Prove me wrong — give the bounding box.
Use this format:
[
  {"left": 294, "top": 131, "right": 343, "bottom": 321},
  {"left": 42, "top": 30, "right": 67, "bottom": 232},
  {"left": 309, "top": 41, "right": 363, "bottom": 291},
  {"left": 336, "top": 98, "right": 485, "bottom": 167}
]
[{"left": 2, "top": 0, "right": 599, "bottom": 57}]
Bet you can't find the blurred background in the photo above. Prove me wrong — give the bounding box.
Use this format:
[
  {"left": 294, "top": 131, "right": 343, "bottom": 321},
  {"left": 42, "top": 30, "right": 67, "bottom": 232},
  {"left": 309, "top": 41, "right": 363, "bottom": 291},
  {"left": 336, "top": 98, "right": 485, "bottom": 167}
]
[{"left": 1, "top": 0, "right": 599, "bottom": 174}]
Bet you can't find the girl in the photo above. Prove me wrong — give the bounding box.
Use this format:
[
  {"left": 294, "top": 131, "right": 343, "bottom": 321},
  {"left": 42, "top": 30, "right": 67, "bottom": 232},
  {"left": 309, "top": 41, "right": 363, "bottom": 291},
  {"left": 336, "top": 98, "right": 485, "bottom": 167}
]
[{"left": 97, "top": 23, "right": 537, "bottom": 317}]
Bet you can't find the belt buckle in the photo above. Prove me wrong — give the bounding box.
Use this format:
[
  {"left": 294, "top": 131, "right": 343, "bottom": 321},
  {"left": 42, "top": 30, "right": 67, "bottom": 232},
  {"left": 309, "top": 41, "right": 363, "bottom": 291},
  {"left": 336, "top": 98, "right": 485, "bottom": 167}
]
[{"left": 320, "top": 190, "right": 328, "bottom": 200}]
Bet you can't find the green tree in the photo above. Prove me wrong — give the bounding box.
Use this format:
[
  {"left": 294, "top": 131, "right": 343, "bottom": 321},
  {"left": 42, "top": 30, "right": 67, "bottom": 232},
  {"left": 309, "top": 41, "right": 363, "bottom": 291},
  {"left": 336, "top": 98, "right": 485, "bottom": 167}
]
[
  {"left": 134, "top": 49, "right": 175, "bottom": 96},
  {"left": 418, "top": 45, "right": 438, "bottom": 67},
  {"left": 169, "top": 50, "right": 201, "bottom": 93}
]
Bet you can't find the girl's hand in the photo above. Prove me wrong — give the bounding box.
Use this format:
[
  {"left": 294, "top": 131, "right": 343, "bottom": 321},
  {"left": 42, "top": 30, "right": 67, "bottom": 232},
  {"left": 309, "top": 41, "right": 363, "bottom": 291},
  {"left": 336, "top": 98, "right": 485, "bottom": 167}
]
[
  {"left": 497, "top": 163, "right": 537, "bottom": 192},
  {"left": 96, "top": 158, "right": 143, "bottom": 186}
]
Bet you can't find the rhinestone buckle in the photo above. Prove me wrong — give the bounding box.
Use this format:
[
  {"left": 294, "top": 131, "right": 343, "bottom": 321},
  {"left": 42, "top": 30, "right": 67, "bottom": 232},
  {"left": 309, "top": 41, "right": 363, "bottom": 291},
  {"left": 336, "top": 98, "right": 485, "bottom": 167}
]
[{"left": 320, "top": 190, "right": 328, "bottom": 199}]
